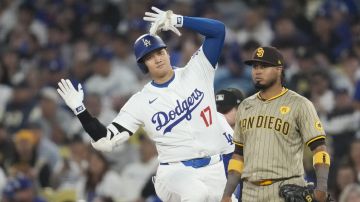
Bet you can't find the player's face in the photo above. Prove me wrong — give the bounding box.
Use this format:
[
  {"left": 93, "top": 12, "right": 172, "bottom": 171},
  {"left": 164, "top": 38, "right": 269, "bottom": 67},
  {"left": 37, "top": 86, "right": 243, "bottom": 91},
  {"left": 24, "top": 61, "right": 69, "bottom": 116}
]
[
  {"left": 144, "top": 48, "right": 172, "bottom": 80},
  {"left": 252, "top": 63, "right": 282, "bottom": 90}
]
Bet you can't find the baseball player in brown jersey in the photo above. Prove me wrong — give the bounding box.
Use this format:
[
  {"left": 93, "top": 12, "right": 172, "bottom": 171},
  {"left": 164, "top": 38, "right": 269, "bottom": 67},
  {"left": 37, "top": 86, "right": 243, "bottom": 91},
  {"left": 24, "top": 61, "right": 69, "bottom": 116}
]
[{"left": 221, "top": 47, "right": 331, "bottom": 202}]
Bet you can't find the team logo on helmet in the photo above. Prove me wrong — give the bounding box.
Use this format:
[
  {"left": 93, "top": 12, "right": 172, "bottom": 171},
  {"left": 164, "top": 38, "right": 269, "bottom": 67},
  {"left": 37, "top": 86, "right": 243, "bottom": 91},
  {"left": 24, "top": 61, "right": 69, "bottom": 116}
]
[
  {"left": 142, "top": 38, "right": 151, "bottom": 47},
  {"left": 256, "top": 48, "right": 264, "bottom": 57},
  {"left": 279, "top": 106, "right": 290, "bottom": 114},
  {"left": 215, "top": 94, "right": 224, "bottom": 101},
  {"left": 315, "top": 120, "right": 323, "bottom": 131}
]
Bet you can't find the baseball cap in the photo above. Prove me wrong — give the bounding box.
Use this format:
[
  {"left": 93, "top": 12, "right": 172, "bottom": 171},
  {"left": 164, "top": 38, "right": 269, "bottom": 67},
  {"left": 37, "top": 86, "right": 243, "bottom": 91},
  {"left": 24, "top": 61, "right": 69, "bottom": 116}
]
[
  {"left": 40, "top": 58, "right": 65, "bottom": 72},
  {"left": 215, "top": 88, "right": 244, "bottom": 114},
  {"left": 14, "top": 129, "right": 36, "bottom": 146},
  {"left": 244, "top": 46, "right": 284, "bottom": 67},
  {"left": 93, "top": 48, "right": 114, "bottom": 61}
]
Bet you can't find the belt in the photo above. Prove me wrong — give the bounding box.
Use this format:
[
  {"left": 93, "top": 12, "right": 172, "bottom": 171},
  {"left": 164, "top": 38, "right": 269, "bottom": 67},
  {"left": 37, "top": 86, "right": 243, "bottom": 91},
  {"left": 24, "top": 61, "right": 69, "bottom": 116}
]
[
  {"left": 160, "top": 154, "right": 222, "bottom": 168},
  {"left": 248, "top": 175, "right": 300, "bottom": 186}
]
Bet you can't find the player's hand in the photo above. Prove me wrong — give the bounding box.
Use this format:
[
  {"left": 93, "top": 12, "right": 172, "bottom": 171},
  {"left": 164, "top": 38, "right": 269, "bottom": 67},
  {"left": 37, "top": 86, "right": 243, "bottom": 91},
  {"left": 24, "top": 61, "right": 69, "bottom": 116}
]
[
  {"left": 220, "top": 196, "right": 232, "bottom": 202},
  {"left": 314, "top": 190, "right": 327, "bottom": 202},
  {"left": 143, "top": 6, "right": 182, "bottom": 36},
  {"left": 91, "top": 131, "right": 130, "bottom": 152},
  {"left": 57, "top": 78, "right": 86, "bottom": 115}
]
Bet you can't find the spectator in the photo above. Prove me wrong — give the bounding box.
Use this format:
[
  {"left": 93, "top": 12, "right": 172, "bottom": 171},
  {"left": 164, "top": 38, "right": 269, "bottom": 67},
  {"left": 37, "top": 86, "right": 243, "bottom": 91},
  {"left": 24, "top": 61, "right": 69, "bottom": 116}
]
[
  {"left": 69, "top": 40, "right": 92, "bottom": 84},
  {"left": 118, "top": 134, "right": 158, "bottom": 202},
  {"left": 322, "top": 88, "right": 360, "bottom": 160},
  {"left": 235, "top": 6, "right": 274, "bottom": 46},
  {"left": 2, "top": 174, "right": 46, "bottom": 202},
  {"left": 0, "top": 166, "right": 6, "bottom": 199},
  {"left": 27, "top": 120, "right": 61, "bottom": 171},
  {"left": 51, "top": 145, "right": 83, "bottom": 191},
  {"left": 354, "top": 79, "right": 360, "bottom": 110},
  {"left": 287, "top": 46, "right": 317, "bottom": 94},
  {"left": 30, "top": 87, "right": 74, "bottom": 142},
  {"left": 350, "top": 139, "right": 360, "bottom": 177},
  {"left": 2, "top": 80, "right": 37, "bottom": 133},
  {"left": 0, "top": 122, "right": 15, "bottom": 169},
  {"left": 6, "top": 129, "right": 51, "bottom": 188},
  {"left": 13, "top": 3, "right": 47, "bottom": 45},
  {"left": 333, "top": 52, "right": 360, "bottom": 96},
  {"left": 214, "top": 43, "right": 254, "bottom": 95},
  {"left": 339, "top": 183, "right": 360, "bottom": 202},
  {"left": 84, "top": 48, "right": 139, "bottom": 102},
  {"left": 308, "top": 70, "right": 335, "bottom": 116},
  {"left": 333, "top": 163, "right": 358, "bottom": 200},
  {"left": 311, "top": 9, "right": 344, "bottom": 63},
  {"left": 77, "top": 149, "right": 121, "bottom": 202},
  {"left": 0, "top": 49, "right": 23, "bottom": 86}
]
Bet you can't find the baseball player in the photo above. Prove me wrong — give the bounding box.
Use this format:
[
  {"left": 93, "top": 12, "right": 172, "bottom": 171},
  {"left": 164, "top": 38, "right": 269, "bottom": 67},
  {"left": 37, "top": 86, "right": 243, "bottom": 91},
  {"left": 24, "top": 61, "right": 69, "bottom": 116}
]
[
  {"left": 57, "top": 7, "right": 228, "bottom": 202},
  {"left": 221, "top": 47, "right": 331, "bottom": 202},
  {"left": 216, "top": 88, "right": 245, "bottom": 201},
  {"left": 215, "top": 88, "right": 245, "bottom": 174}
]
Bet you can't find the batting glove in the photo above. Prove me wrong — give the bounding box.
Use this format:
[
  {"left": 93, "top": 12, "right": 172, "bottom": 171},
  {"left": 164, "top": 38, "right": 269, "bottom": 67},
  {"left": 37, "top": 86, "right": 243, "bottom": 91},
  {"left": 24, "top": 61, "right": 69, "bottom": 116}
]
[
  {"left": 143, "top": 6, "right": 183, "bottom": 36},
  {"left": 91, "top": 131, "right": 130, "bottom": 152},
  {"left": 57, "top": 78, "right": 86, "bottom": 115}
]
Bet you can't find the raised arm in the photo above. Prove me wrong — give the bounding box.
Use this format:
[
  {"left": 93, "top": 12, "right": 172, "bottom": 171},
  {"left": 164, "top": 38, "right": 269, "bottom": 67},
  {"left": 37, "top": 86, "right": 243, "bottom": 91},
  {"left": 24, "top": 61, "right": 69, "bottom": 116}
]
[
  {"left": 143, "top": 7, "right": 225, "bottom": 67},
  {"left": 182, "top": 17, "right": 225, "bottom": 67},
  {"left": 57, "top": 79, "right": 132, "bottom": 152}
]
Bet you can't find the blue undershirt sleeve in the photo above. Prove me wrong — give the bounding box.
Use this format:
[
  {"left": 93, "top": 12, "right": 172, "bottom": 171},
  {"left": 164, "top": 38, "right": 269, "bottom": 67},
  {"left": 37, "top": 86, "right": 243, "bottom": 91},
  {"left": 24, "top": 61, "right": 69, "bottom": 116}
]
[{"left": 182, "top": 16, "right": 225, "bottom": 68}]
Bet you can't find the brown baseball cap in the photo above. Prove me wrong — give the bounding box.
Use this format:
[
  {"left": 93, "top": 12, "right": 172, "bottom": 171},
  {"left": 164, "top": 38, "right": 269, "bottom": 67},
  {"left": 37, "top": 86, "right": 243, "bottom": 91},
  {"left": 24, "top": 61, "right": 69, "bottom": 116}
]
[{"left": 244, "top": 46, "right": 284, "bottom": 67}]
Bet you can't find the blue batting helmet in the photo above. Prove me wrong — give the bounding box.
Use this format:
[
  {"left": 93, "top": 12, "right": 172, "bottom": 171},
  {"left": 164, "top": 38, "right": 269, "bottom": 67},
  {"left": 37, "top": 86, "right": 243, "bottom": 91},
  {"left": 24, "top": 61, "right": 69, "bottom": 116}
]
[{"left": 134, "top": 34, "right": 167, "bottom": 74}]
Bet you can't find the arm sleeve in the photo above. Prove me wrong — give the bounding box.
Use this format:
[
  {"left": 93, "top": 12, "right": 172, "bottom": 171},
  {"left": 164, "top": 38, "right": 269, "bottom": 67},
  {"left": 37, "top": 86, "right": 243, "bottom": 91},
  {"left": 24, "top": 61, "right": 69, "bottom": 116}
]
[
  {"left": 182, "top": 16, "right": 225, "bottom": 67},
  {"left": 77, "top": 110, "right": 133, "bottom": 141},
  {"left": 296, "top": 97, "right": 326, "bottom": 145},
  {"left": 77, "top": 110, "right": 107, "bottom": 141}
]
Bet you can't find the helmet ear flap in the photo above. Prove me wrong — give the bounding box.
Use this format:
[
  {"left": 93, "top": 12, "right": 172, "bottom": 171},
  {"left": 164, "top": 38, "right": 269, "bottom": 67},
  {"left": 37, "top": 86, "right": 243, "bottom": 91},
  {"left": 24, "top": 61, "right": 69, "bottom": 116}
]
[{"left": 138, "top": 63, "right": 149, "bottom": 74}]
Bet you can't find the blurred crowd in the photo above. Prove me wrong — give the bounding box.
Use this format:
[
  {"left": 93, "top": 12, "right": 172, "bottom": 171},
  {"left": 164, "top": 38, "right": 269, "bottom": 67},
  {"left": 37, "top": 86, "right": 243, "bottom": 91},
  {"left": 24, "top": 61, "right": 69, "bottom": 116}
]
[{"left": 0, "top": 0, "right": 360, "bottom": 201}]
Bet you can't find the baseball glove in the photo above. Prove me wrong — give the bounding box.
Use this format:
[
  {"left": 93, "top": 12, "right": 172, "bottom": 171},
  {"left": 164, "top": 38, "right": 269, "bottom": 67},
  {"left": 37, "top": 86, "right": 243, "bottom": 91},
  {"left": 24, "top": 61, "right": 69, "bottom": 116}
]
[{"left": 279, "top": 184, "right": 333, "bottom": 202}]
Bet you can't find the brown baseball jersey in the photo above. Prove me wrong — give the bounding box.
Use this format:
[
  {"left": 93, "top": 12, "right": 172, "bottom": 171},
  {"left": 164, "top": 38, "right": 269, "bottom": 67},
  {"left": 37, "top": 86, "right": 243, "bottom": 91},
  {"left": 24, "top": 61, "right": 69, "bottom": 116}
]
[{"left": 233, "top": 88, "right": 325, "bottom": 181}]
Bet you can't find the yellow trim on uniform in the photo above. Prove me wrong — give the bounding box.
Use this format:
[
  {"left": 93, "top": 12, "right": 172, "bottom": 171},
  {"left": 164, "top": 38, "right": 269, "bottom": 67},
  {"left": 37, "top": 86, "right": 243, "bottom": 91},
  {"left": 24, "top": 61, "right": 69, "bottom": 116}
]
[
  {"left": 233, "top": 141, "right": 244, "bottom": 147},
  {"left": 259, "top": 180, "right": 273, "bottom": 186},
  {"left": 257, "top": 88, "right": 289, "bottom": 102},
  {"left": 228, "top": 159, "right": 244, "bottom": 173},
  {"left": 313, "top": 151, "right": 331, "bottom": 166},
  {"left": 306, "top": 135, "right": 326, "bottom": 146}
]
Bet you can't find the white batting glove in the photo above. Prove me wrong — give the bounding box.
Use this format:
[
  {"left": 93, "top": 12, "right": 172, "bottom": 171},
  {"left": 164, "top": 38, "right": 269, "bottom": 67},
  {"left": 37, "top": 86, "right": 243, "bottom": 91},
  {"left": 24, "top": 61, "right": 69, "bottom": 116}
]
[
  {"left": 91, "top": 131, "right": 130, "bottom": 152},
  {"left": 57, "top": 78, "right": 86, "bottom": 115},
  {"left": 143, "top": 6, "right": 183, "bottom": 36}
]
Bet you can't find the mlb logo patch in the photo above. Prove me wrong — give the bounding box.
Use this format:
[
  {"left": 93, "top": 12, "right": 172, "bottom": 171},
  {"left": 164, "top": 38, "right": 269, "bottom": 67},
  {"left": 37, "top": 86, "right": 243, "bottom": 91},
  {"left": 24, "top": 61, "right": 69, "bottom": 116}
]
[{"left": 216, "top": 94, "right": 224, "bottom": 101}]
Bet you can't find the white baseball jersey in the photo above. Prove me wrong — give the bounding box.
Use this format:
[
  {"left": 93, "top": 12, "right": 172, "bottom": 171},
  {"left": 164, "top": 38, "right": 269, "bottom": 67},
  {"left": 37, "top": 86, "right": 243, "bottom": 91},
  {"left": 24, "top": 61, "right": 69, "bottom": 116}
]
[
  {"left": 217, "top": 112, "right": 235, "bottom": 154},
  {"left": 112, "top": 47, "right": 226, "bottom": 163}
]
